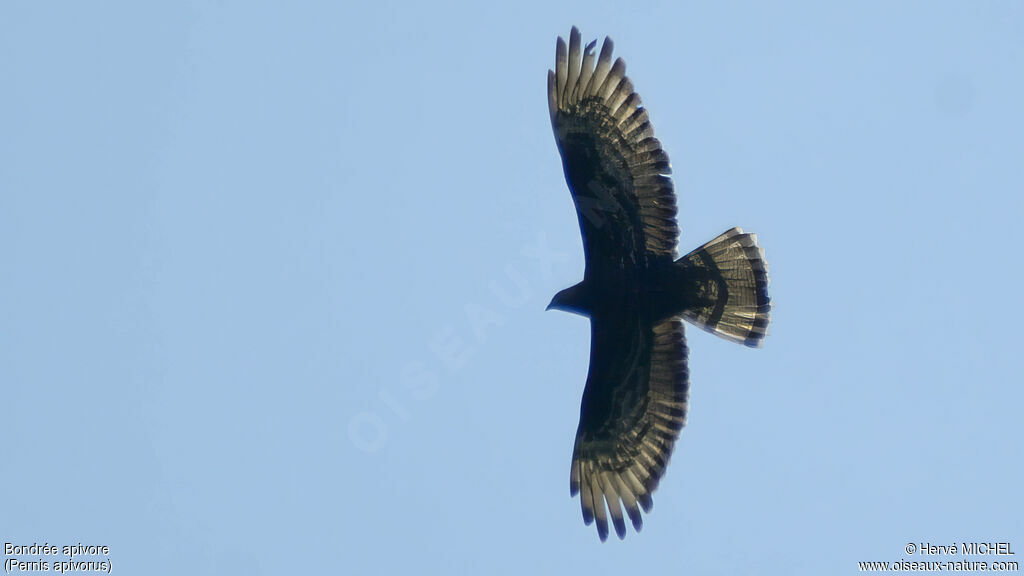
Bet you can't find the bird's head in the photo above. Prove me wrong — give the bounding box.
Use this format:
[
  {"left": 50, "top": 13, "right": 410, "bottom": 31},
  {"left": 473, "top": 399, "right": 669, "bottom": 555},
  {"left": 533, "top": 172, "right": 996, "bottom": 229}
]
[{"left": 546, "top": 282, "right": 589, "bottom": 316}]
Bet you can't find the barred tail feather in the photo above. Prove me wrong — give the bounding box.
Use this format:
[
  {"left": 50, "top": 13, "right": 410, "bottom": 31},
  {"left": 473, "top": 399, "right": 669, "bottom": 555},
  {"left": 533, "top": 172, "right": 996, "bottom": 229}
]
[{"left": 677, "top": 227, "right": 771, "bottom": 347}]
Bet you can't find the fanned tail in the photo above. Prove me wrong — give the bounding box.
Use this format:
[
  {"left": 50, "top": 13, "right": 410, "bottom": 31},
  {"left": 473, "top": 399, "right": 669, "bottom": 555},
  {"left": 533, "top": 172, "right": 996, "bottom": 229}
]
[{"left": 677, "top": 227, "right": 771, "bottom": 347}]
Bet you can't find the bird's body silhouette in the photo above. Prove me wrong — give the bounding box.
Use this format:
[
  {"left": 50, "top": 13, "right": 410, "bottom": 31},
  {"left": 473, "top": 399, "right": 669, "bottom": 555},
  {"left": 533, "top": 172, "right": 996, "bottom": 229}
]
[{"left": 546, "top": 27, "right": 772, "bottom": 541}]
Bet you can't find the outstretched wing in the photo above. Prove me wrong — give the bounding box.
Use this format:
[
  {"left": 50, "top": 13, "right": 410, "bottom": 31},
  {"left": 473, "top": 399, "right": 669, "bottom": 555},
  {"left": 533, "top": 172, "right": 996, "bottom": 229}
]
[
  {"left": 548, "top": 26, "right": 679, "bottom": 274},
  {"left": 571, "top": 316, "right": 690, "bottom": 541}
]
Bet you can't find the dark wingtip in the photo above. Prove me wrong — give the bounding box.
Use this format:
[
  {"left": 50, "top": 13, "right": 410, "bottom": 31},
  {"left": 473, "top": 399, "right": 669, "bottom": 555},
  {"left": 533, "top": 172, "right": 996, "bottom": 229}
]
[
  {"left": 596, "top": 519, "right": 609, "bottom": 542},
  {"left": 613, "top": 516, "right": 627, "bottom": 540},
  {"left": 639, "top": 493, "right": 653, "bottom": 513}
]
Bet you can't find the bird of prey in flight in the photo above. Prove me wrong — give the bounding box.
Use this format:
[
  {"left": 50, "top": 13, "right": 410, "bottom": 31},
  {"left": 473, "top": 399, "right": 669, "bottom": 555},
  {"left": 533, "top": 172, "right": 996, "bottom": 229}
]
[{"left": 546, "top": 27, "right": 772, "bottom": 541}]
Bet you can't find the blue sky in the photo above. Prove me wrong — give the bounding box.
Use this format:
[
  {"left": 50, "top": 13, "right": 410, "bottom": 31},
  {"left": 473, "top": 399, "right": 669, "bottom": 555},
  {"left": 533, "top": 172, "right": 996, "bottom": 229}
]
[{"left": 2, "top": 1, "right": 1022, "bottom": 574}]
